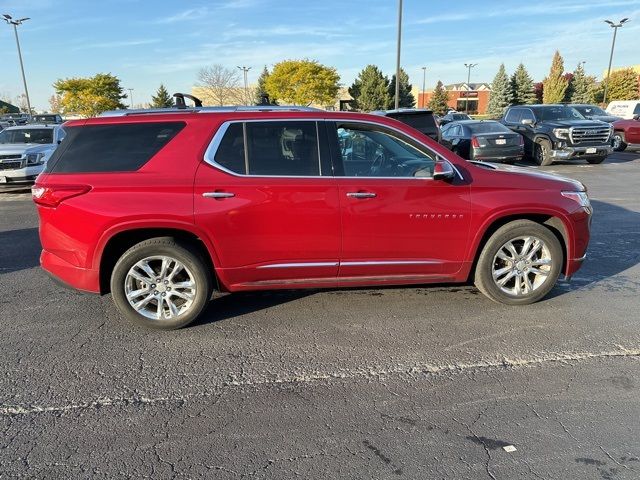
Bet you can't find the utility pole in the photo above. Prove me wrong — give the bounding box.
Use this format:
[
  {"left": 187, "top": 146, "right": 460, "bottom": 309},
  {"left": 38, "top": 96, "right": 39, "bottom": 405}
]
[
  {"left": 237, "top": 66, "right": 251, "bottom": 106},
  {"left": 464, "top": 63, "right": 478, "bottom": 114},
  {"left": 421, "top": 66, "right": 426, "bottom": 108},
  {"left": 394, "top": 0, "right": 403, "bottom": 109},
  {"left": 127, "top": 88, "right": 134, "bottom": 108},
  {"left": 603, "top": 18, "right": 629, "bottom": 105},
  {"left": 2, "top": 14, "right": 32, "bottom": 115}
]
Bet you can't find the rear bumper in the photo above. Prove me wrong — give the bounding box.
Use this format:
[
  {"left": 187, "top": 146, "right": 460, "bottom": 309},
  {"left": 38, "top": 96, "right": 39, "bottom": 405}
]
[
  {"left": 472, "top": 146, "right": 524, "bottom": 161},
  {"left": 550, "top": 144, "right": 612, "bottom": 160},
  {"left": 40, "top": 249, "right": 100, "bottom": 293}
]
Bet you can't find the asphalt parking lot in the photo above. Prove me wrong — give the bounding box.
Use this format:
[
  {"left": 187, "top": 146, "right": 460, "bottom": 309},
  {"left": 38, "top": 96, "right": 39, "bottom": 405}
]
[{"left": 1, "top": 151, "right": 640, "bottom": 479}]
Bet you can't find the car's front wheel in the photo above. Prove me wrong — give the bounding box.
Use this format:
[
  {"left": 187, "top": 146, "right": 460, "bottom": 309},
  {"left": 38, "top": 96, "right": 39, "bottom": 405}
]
[
  {"left": 474, "top": 220, "right": 563, "bottom": 305},
  {"left": 110, "top": 237, "right": 212, "bottom": 329},
  {"left": 612, "top": 132, "right": 627, "bottom": 152},
  {"left": 534, "top": 138, "right": 554, "bottom": 166}
]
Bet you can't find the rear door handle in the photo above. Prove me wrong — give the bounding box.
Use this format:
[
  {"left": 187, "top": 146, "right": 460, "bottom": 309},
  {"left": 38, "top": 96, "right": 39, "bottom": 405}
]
[
  {"left": 346, "top": 192, "right": 376, "bottom": 199},
  {"left": 203, "top": 191, "right": 235, "bottom": 199}
]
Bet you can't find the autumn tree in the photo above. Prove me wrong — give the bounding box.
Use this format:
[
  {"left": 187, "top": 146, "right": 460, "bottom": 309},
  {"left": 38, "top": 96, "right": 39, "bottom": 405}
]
[
  {"left": 533, "top": 82, "right": 544, "bottom": 103},
  {"left": 388, "top": 67, "right": 415, "bottom": 108},
  {"left": 150, "top": 84, "right": 173, "bottom": 108},
  {"left": 349, "top": 65, "right": 391, "bottom": 111},
  {"left": 48, "top": 94, "right": 62, "bottom": 113},
  {"left": 542, "top": 51, "right": 569, "bottom": 104},
  {"left": 487, "top": 64, "right": 512, "bottom": 118},
  {"left": 510, "top": 63, "right": 536, "bottom": 105},
  {"left": 604, "top": 68, "right": 640, "bottom": 102},
  {"left": 265, "top": 59, "right": 340, "bottom": 106},
  {"left": 428, "top": 80, "right": 449, "bottom": 115},
  {"left": 53, "top": 73, "right": 127, "bottom": 117}
]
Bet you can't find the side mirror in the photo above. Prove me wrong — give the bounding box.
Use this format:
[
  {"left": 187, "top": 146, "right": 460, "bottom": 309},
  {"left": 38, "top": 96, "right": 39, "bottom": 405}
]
[
  {"left": 433, "top": 159, "right": 455, "bottom": 181},
  {"left": 521, "top": 118, "right": 534, "bottom": 126}
]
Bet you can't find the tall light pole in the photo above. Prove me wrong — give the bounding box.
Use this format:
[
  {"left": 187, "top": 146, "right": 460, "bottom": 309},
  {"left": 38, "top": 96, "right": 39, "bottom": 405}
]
[
  {"left": 127, "top": 88, "right": 134, "bottom": 108},
  {"left": 2, "top": 14, "right": 32, "bottom": 115},
  {"left": 603, "top": 18, "right": 629, "bottom": 106},
  {"left": 394, "top": 0, "right": 403, "bottom": 109},
  {"left": 464, "top": 63, "right": 477, "bottom": 114},
  {"left": 421, "top": 66, "right": 427, "bottom": 108},
  {"left": 237, "top": 66, "right": 251, "bottom": 105}
]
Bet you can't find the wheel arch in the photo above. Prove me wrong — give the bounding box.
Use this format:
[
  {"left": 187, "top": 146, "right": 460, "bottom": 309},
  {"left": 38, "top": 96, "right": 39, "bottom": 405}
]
[{"left": 466, "top": 212, "right": 571, "bottom": 282}]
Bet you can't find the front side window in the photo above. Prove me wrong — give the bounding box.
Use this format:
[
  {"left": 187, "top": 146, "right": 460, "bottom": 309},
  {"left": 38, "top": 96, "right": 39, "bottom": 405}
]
[
  {"left": 504, "top": 108, "right": 522, "bottom": 123},
  {"left": 212, "top": 121, "right": 321, "bottom": 176},
  {"left": 335, "top": 123, "right": 436, "bottom": 178},
  {"left": 520, "top": 109, "right": 536, "bottom": 123}
]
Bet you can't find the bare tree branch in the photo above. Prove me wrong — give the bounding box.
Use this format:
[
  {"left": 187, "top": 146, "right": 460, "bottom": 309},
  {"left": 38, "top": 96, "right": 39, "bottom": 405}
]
[{"left": 196, "top": 65, "right": 243, "bottom": 106}]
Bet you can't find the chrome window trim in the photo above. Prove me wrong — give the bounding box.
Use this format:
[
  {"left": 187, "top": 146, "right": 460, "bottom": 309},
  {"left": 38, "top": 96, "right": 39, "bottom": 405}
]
[{"left": 203, "top": 118, "right": 464, "bottom": 182}]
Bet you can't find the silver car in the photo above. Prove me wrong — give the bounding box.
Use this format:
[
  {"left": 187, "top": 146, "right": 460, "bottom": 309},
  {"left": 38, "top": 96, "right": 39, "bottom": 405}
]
[{"left": 0, "top": 124, "right": 65, "bottom": 185}]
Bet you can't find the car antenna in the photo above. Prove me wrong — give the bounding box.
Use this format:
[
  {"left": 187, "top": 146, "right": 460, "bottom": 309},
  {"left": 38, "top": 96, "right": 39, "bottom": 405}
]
[{"left": 173, "top": 93, "right": 203, "bottom": 109}]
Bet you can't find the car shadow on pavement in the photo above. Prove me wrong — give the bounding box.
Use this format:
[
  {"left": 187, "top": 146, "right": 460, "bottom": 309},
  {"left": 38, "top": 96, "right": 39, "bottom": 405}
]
[
  {"left": 551, "top": 199, "right": 640, "bottom": 297},
  {"left": 0, "top": 228, "right": 40, "bottom": 274}
]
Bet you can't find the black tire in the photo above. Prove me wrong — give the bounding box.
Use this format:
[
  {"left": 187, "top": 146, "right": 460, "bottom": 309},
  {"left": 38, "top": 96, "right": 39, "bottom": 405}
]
[
  {"left": 474, "top": 220, "right": 563, "bottom": 305},
  {"left": 612, "top": 132, "right": 627, "bottom": 152},
  {"left": 534, "top": 138, "right": 553, "bottom": 166},
  {"left": 110, "top": 237, "right": 212, "bottom": 329},
  {"left": 586, "top": 156, "right": 606, "bottom": 164}
]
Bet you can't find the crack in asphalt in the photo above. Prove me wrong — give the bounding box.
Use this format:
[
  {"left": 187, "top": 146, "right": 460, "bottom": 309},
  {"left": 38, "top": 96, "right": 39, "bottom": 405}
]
[{"left": 1, "top": 346, "right": 639, "bottom": 417}]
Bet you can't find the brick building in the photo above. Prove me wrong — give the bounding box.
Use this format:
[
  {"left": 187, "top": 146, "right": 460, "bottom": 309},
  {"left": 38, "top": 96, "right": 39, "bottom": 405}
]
[{"left": 418, "top": 82, "right": 492, "bottom": 114}]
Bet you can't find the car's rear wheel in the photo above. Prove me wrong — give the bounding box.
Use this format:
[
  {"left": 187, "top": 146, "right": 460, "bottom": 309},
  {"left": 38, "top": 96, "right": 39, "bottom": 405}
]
[
  {"left": 586, "top": 156, "right": 606, "bottom": 164},
  {"left": 474, "top": 220, "right": 563, "bottom": 305},
  {"left": 534, "top": 138, "right": 553, "bottom": 166},
  {"left": 110, "top": 237, "right": 212, "bottom": 329},
  {"left": 612, "top": 132, "right": 627, "bottom": 152}
]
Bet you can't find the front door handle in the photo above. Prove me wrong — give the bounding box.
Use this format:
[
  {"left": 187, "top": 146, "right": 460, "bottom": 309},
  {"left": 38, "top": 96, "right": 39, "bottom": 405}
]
[
  {"left": 346, "top": 192, "right": 376, "bottom": 199},
  {"left": 203, "top": 191, "right": 235, "bottom": 199}
]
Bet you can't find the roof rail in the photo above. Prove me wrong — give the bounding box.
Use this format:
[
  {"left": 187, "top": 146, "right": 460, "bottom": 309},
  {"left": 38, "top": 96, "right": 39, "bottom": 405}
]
[{"left": 99, "top": 105, "right": 324, "bottom": 117}]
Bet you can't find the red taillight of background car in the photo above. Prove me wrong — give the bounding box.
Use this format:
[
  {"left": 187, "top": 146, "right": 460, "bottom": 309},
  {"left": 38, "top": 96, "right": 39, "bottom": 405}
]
[
  {"left": 471, "top": 136, "right": 480, "bottom": 148},
  {"left": 32, "top": 184, "right": 91, "bottom": 207}
]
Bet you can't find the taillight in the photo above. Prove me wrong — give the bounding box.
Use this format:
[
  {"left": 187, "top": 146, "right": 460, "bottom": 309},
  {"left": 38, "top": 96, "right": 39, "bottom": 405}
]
[
  {"left": 471, "top": 136, "right": 480, "bottom": 148},
  {"left": 32, "top": 184, "right": 91, "bottom": 207}
]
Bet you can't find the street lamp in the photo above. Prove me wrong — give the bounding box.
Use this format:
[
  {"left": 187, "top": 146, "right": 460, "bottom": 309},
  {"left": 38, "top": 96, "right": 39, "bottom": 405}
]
[
  {"left": 127, "top": 88, "right": 134, "bottom": 108},
  {"left": 2, "top": 14, "right": 32, "bottom": 115},
  {"left": 237, "top": 66, "right": 251, "bottom": 106},
  {"left": 603, "top": 18, "right": 630, "bottom": 105},
  {"left": 463, "top": 63, "right": 478, "bottom": 114},
  {"left": 421, "top": 66, "right": 427, "bottom": 108},
  {"left": 394, "top": 0, "right": 403, "bottom": 109}
]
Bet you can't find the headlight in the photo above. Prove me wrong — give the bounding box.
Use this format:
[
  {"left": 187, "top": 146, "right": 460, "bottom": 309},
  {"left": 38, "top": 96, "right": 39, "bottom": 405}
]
[
  {"left": 561, "top": 191, "right": 591, "bottom": 209},
  {"left": 25, "top": 153, "right": 45, "bottom": 166},
  {"left": 553, "top": 128, "right": 570, "bottom": 140}
]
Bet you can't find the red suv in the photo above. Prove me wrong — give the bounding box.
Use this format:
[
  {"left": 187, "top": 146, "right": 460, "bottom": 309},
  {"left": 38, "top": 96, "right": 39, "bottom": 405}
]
[{"left": 33, "top": 106, "right": 592, "bottom": 329}]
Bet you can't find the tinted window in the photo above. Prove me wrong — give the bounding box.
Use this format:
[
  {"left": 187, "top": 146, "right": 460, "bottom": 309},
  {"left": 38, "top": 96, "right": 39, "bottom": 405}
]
[
  {"left": 214, "top": 123, "right": 246, "bottom": 174},
  {"left": 335, "top": 123, "right": 435, "bottom": 178},
  {"left": 46, "top": 122, "right": 184, "bottom": 173},
  {"left": 388, "top": 113, "right": 437, "bottom": 133},
  {"left": 504, "top": 108, "right": 522, "bottom": 123},
  {"left": 0, "top": 128, "right": 53, "bottom": 144},
  {"left": 520, "top": 109, "right": 535, "bottom": 122},
  {"left": 467, "top": 122, "right": 511, "bottom": 134}
]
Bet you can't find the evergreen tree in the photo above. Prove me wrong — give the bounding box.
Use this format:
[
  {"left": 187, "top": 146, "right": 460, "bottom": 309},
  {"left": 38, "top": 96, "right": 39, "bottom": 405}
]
[
  {"left": 388, "top": 68, "right": 415, "bottom": 108},
  {"left": 428, "top": 80, "right": 449, "bottom": 115},
  {"left": 542, "top": 51, "right": 569, "bottom": 104},
  {"left": 254, "top": 66, "right": 276, "bottom": 104},
  {"left": 487, "top": 64, "right": 512, "bottom": 118},
  {"left": 349, "top": 65, "right": 392, "bottom": 111},
  {"left": 150, "top": 84, "right": 173, "bottom": 108},
  {"left": 510, "top": 63, "right": 535, "bottom": 105},
  {"left": 569, "top": 63, "right": 595, "bottom": 103}
]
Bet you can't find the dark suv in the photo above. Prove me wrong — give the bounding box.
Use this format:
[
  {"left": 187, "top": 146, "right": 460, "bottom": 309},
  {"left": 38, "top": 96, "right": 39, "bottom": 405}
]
[
  {"left": 371, "top": 109, "right": 440, "bottom": 143},
  {"left": 501, "top": 104, "right": 613, "bottom": 165},
  {"left": 33, "top": 105, "right": 591, "bottom": 329}
]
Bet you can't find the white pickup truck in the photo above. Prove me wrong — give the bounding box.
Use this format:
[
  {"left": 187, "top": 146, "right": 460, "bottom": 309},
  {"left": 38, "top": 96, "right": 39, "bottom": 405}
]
[{"left": 0, "top": 124, "right": 65, "bottom": 185}]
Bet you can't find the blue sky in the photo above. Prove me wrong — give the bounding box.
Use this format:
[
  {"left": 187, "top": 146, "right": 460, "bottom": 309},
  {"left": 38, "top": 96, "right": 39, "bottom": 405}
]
[{"left": 1, "top": 0, "right": 640, "bottom": 111}]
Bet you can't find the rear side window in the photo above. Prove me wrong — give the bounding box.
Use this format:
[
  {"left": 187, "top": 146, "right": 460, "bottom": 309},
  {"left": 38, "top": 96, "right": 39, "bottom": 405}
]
[
  {"left": 46, "top": 122, "right": 185, "bottom": 173},
  {"left": 212, "top": 121, "right": 321, "bottom": 176}
]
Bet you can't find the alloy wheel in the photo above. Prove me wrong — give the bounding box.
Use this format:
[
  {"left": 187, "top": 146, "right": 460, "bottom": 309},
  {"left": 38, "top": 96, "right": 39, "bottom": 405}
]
[{"left": 491, "top": 236, "right": 553, "bottom": 296}]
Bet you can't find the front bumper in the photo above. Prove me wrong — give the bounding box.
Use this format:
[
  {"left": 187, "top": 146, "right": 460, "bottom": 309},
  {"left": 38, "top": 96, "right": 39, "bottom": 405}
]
[
  {"left": 0, "top": 164, "right": 44, "bottom": 184},
  {"left": 550, "top": 144, "right": 612, "bottom": 160}
]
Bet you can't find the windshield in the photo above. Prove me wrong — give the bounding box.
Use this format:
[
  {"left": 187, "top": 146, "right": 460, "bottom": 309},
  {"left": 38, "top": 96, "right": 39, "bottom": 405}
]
[
  {"left": 0, "top": 128, "right": 54, "bottom": 144},
  {"left": 573, "top": 105, "right": 607, "bottom": 116},
  {"left": 468, "top": 122, "right": 511, "bottom": 134},
  {"left": 536, "top": 106, "right": 585, "bottom": 121}
]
